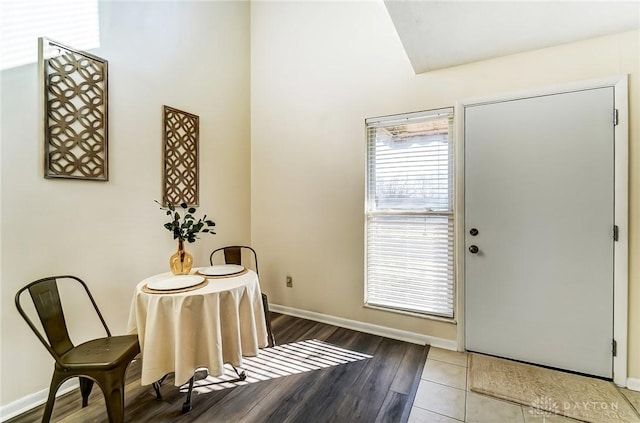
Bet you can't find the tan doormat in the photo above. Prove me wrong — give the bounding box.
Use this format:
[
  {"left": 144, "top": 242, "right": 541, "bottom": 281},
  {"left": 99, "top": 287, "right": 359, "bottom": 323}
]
[{"left": 469, "top": 353, "right": 640, "bottom": 422}]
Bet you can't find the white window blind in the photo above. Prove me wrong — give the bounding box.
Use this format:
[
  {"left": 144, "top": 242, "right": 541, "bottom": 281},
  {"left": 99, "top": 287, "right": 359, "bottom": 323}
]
[
  {"left": 0, "top": 1, "right": 100, "bottom": 71},
  {"left": 365, "top": 108, "right": 454, "bottom": 318}
]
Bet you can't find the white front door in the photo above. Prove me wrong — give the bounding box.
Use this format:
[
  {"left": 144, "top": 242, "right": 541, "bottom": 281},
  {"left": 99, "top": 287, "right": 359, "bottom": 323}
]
[{"left": 464, "top": 87, "right": 615, "bottom": 378}]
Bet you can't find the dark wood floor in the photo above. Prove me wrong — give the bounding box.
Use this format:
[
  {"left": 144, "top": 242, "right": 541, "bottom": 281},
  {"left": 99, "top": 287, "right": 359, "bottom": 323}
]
[{"left": 9, "top": 313, "right": 429, "bottom": 423}]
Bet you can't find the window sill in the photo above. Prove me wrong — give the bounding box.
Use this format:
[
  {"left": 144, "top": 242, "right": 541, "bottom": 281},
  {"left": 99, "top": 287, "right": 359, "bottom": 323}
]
[{"left": 363, "top": 303, "right": 457, "bottom": 324}]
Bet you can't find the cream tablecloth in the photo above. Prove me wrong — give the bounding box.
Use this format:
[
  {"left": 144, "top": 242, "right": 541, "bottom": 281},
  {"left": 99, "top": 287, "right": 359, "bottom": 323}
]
[{"left": 127, "top": 268, "right": 268, "bottom": 386}]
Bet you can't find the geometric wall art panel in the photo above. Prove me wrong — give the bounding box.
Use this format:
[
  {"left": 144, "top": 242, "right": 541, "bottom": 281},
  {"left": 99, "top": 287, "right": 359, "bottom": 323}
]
[
  {"left": 40, "top": 37, "right": 108, "bottom": 181},
  {"left": 162, "top": 105, "right": 199, "bottom": 206}
]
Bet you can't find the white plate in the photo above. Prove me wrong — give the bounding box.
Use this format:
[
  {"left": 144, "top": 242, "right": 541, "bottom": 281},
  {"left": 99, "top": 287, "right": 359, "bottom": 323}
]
[
  {"left": 198, "top": 264, "right": 245, "bottom": 276},
  {"left": 147, "top": 275, "right": 205, "bottom": 291}
]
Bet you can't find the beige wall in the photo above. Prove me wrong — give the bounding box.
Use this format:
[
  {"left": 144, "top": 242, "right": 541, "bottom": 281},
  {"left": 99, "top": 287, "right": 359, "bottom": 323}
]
[
  {"left": 0, "top": 1, "right": 251, "bottom": 406},
  {"left": 250, "top": 1, "right": 640, "bottom": 376}
]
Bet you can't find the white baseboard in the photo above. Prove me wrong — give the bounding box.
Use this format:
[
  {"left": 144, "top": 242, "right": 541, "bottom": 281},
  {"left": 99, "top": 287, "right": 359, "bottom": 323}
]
[
  {"left": 0, "top": 379, "right": 78, "bottom": 422},
  {"left": 627, "top": 378, "right": 640, "bottom": 392},
  {"left": 269, "top": 304, "right": 458, "bottom": 351}
]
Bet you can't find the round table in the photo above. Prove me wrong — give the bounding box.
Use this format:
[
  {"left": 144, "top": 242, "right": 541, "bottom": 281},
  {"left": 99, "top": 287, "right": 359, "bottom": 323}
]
[{"left": 127, "top": 268, "right": 268, "bottom": 386}]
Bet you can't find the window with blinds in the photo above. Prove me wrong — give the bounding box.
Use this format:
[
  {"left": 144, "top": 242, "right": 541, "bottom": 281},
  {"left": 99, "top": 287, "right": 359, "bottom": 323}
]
[
  {"left": 0, "top": 1, "right": 100, "bottom": 71},
  {"left": 365, "top": 108, "right": 454, "bottom": 318}
]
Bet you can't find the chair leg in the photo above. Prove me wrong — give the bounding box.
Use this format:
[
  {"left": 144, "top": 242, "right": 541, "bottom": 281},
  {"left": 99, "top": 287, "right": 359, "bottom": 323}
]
[
  {"left": 79, "top": 377, "right": 94, "bottom": 407},
  {"left": 262, "top": 293, "right": 276, "bottom": 347},
  {"left": 41, "top": 372, "right": 65, "bottom": 423},
  {"left": 99, "top": 366, "right": 129, "bottom": 423},
  {"left": 103, "top": 382, "right": 125, "bottom": 423}
]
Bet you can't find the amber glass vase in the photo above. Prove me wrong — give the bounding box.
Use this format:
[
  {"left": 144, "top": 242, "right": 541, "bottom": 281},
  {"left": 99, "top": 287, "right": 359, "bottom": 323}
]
[{"left": 170, "top": 240, "right": 193, "bottom": 275}]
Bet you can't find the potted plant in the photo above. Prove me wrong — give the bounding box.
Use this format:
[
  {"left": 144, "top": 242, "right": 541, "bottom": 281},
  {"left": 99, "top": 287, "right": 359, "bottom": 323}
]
[{"left": 157, "top": 201, "right": 216, "bottom": 275}]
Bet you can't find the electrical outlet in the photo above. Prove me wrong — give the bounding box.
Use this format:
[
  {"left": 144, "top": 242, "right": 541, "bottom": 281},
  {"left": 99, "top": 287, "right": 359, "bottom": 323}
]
[{"left": 286, "top": 275, "right": 293, "bottom": 288}]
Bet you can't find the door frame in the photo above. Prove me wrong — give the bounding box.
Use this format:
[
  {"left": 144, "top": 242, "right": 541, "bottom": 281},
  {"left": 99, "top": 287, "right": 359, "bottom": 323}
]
[{"left": 454, "top": 75, "right": 629, "bottom": 386}]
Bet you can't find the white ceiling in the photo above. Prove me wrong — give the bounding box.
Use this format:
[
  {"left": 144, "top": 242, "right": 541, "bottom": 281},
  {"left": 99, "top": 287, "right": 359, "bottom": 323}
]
[{"left": 384, "top": 1, "right": 640, "bottom": 74}]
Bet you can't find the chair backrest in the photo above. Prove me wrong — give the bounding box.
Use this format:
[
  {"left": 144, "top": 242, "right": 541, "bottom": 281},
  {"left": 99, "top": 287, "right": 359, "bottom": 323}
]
[
  {"left": 210, "top": 246, "right": 259, "bottom": 274},
  {"left": 15, "top": 275, "right": 110, "bottom": 363}
]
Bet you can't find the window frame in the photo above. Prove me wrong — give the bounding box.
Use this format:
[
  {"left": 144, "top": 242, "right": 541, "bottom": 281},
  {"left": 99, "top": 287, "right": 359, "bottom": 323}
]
[{"left": 364, "top": 107, "right": 455, "bottom": 320}]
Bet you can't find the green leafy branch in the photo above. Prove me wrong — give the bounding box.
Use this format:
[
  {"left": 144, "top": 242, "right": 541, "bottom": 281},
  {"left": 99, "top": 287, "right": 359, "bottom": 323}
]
[{"left": 156, "top": 201, "right": 216, "bottom": 243}]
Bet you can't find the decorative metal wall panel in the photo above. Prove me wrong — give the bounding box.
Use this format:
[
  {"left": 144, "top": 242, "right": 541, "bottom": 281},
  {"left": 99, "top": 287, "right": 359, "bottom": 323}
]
[
  {"left": 162, "top": 106, "right": 199, "bottom": 207},
  {"left": 40, "top": 38, "right": 108, "bottom": 180}
]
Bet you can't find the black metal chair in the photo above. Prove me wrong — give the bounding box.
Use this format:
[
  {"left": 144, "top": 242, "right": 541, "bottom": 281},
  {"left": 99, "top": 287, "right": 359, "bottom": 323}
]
[
  {"left": 209, "top": 246, "right": 276, "bottom": 347},
  {"left": 15, "top": 275, "right": 140, "bottom": 423}
]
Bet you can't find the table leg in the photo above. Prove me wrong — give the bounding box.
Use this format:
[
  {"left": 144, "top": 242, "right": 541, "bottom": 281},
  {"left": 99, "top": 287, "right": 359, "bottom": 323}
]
[
  {"left": 181, "top": 376, "right": 195, "bottom": 412},
  {"left": 152, "top": 382, "right": 162, "bottom": 400},
  {"left": 178, "top": 366, "right": 247, "bottom": 413},
  {"left": 231, "top": 364, "right": 247, "bottom": 381},
  {"left": 152, "top": 374, "right": 169, "bottom": 400}
]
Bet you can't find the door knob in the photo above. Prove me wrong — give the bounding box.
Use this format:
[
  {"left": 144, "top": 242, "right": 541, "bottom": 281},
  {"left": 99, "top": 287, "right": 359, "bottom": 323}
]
[
  {"left": 470, "top": 228, "right": 479, "bottom": 236},
  {"left": 469, "top": 245, "right": 479, "bottom": 254}
]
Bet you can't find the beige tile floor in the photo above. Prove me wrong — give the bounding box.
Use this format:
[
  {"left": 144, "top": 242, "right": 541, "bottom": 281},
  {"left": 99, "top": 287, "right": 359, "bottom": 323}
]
[{"left": 408, "top": 347, "right": 640, "bottom": 423}]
